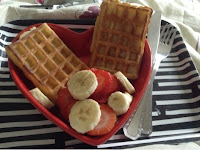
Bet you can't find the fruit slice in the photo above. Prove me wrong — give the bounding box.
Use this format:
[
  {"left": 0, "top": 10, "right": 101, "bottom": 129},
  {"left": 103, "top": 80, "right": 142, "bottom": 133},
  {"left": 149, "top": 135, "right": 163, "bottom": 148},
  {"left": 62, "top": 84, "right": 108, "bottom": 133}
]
[
  {"left": 87, "top": 104, "right": 117, "bottom": 136},
  {"left": 69, "top": 99, "right": 101, "bottom": 134},
  {"left": 90, "top": 68, "right": 112, "bottom": 94},
  {"left": 90, "top": 68, "right": 120, "bottom": 103},
  {"left": 110, "top": 74, "right": 121, "bottom": 93},
  {"left": 114, "top": 71, "right": 135, "bottom": 94},
  {"left": 108, "top": 91, "right": 133, "bottom": 116},
  {"left": 30, "top": 88, "right": 55, "bottom": 109},
  {"left": 57, "top": 88, "right": 77, "bottom": 121},
  {"left": 67, "top": 70, "right": 98, "bottom": 100}
]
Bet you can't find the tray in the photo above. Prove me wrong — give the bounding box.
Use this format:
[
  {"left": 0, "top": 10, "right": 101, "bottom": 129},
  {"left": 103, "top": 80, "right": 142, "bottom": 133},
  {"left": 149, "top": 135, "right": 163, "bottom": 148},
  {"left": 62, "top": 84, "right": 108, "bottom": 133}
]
[
  {"left": 0, "top": 19, "right": 200, "bottom": 149},
  {"left": 7, "top": 22, "right": 151, "bottom": 146}
]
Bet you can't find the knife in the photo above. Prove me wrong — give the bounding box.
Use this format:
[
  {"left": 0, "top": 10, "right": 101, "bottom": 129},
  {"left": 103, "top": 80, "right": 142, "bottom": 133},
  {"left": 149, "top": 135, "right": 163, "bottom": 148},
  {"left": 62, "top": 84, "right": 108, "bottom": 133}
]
[
  {"left": 123, "top": 11, "right": 161, "bottom": 140},
  {"left": 141, "top": 11, "right": 161, "bottom": 135}
]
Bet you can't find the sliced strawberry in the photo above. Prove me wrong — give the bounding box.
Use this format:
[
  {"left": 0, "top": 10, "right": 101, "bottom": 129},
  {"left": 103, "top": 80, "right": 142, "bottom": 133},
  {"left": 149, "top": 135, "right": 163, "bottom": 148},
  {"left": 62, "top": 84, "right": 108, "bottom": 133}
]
[
  {"left": 90, "top": 68, "right": 121, "bottom": 103},
  {"left": 91, "top": 94, "right": 108, "bottom": 104},
  {"left": 57, "top": 88, "right": 77, "bottom": 121},
  {"left": 90, "top": 68, "right": 112, "bottom": 94},
  {"left": 110, "top": 75, "right": 121, "bottom": 94},
  {"left": 87, "top": 104, "right": 117, "bottom": 136},
  {"left": 90, "top": 68, "right": 112, "bottom": 103}
]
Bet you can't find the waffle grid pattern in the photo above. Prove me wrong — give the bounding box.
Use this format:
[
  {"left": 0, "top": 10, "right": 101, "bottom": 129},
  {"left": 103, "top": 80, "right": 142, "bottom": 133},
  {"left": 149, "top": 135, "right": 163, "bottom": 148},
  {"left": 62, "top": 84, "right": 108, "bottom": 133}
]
[
  {"left": 6, "top": 23, "right": 88, "bottom": 102},
  {"left": 89, "top": 1, "right": 152, "bottom": 79}
]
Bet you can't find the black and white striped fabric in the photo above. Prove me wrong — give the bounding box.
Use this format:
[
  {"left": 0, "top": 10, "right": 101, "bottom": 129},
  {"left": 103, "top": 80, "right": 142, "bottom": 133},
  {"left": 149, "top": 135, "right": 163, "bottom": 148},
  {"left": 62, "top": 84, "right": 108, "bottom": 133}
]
[{"left": 0, "top": 20, "right": 200, "bottom": 149}]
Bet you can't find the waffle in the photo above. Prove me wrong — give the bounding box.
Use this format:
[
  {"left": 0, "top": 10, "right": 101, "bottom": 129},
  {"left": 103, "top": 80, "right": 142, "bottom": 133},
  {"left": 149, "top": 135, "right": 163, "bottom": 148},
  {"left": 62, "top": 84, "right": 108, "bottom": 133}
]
[
  {"left": 89, "top": 0, "right": 152, "bottom": 79},
  {"left": 6, "top": 23, "right": 88, "bottom": 104}
]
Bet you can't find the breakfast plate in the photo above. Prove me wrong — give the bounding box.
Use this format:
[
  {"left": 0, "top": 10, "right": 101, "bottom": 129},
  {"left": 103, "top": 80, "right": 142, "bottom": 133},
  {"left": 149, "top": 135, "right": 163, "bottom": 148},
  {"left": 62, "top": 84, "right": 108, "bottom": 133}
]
[
  {"left": 7, "top": 22, "right": 151, "bottom": 146},
  {"left": 1, "top": 19, "right": 200, "bottom": 149}
]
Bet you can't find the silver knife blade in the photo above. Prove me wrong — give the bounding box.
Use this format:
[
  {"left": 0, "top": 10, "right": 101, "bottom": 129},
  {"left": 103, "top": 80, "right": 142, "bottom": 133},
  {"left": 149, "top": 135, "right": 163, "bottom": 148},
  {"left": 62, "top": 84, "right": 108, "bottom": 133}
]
[
  {"left": 141, "top": 11, "right": 161, "bottom": 135},
  {"left": 123, "top": 11, "right": 161, "bottom": 140},
  {"left": 148, "top": 11, "right": 162, "bottom": 67}
]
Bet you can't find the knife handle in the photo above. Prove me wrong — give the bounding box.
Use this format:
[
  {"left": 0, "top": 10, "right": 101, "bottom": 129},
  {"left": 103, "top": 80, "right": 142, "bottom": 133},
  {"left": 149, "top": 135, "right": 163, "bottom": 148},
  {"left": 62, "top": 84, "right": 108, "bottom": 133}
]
[
  {"left": 141, "top": 83, "right": 153, "bottom": 135},
  {"left": 123, "top": 83, "right": 150, "bottom": 140}
]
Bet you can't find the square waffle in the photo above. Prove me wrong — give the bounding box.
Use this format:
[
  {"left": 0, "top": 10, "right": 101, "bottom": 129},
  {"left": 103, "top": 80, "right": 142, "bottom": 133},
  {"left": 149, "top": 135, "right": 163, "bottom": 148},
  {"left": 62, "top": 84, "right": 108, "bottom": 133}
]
[
  {"left": 89, "top": 0, "right": 152, "bottom": 79},
  {"left": 6, "top": 23, "right": 88, "bottom": 104}
]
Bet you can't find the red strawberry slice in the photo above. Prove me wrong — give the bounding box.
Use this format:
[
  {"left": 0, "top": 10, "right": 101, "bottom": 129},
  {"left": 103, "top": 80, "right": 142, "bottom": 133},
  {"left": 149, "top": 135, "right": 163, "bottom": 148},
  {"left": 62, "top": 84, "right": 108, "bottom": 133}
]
[
  {"left": 57, "top": 88, "right": 77, "bottom": 121},
  {"left": 90, "top": 68, "right": 112, "bottom": 94},
  {"left": 90, "top": 68, "right": 112, "bottom": 103},
  {"left": 87, "top": 104, "right": 117, "bottom": 136},
  {"left": 110, "top": 75, "right": 121, "bottom": 94},
  {"left": 90, "top": 68, "right": 120, "bottom": 103}
]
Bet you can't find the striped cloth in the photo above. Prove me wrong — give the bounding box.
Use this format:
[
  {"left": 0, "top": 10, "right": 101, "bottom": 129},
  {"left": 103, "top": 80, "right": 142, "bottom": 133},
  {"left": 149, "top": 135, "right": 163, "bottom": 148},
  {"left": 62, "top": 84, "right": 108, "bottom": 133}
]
[{"left": 0, "top": 19, "right": 200, "bottom": 149}]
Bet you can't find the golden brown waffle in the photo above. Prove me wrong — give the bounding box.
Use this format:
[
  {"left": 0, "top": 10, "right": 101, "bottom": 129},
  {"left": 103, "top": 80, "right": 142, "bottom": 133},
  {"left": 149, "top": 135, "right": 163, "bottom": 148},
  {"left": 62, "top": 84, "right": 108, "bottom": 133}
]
[
  {"left": 89, "top": 0, "right": 152, "bottom": 79},
  {"left": 6, "top": 23, "right": 88, "bottom": 104}
]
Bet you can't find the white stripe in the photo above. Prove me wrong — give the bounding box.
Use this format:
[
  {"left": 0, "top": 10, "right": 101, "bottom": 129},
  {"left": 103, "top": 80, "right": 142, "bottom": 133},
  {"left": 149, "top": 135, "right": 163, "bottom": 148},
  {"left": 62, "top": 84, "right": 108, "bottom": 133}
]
[
  {"left": 109, "top": 134, "right": 127, "bottom": 140},
  {"left": 0, "top": 109, "right": 40, "bottom": 116},
  {"left": 0, "top": 81, "right": 16, "bottom": 86},
  {"left": 150, "top": 127, "right": 200, "bottom": 137},
  {"left": 160, "top": 57, "right": 191, "bottom": 67},
  {"left": 0, "top": 98, "right": 28, "bottom": 103},
  {"left": 65, "top": 139, "right": 83, "bottom": 146},
  {"left": 169, "top": 47, "right": 187, "bottom": 57},
  {"left": 0, "top": 38, "right": 12, "bottom": 45},
  {"left": 158, "top": 76, "right": 200, "bottom": 87},
  {"left": 152, "top": 111, "right": 160, "bottom": 116},
  {"left": 176, "top": 33, "right": 182, "bottom": 38},
  {"left": 0, "top": 67, "right": 9, "bottom": 72},
  {"left": 0, "top": 73, "right": 10, "bottom": 78},
  {"left": 107, "top": 128, "right": 200, "bottom": 142},
  {"left": 163, "top": 57, "right": 179, "bottom": 61},
  {"left": 156, "top": 95, "right": 200, "bottom": 105},
  {"left": 166, "top": 107, "right": 200, "bottom": 115},
  {"left": 158, "top": 63, "right": 190, "bottom": 72},
  {"left": 3, "top": 23, "right": 26, "bottom": 30},
  {"left": 0, "top": 56, "right": 8, "bottom": 61},
  {"left": 0, "top": 127, "right": 62, "bottom": 138},
  {"left": 0, "top": 90, "right": 21, "bottom": 95},
  {"left": 172, "top": 39, "right": 183, "bottom": 49},
  {"left": 0, "top": 120, "right": 53, "bottom": 128},
  {"left": 153, "top": 89, "right": 192, "bottom": 95},
  {"left": 155, "top": 70, "right": 197, "bottom": 80},
  {"left": 98, "top": 133, "right": 200, "bottom": 148},
  {"left": 153, "top": 115, "right": 200, "bottom": 126},
  {"left": 0, "top": 45, "right": 5, "bottom": 51},
  {"left": 0, "top": 139, "right": 55, "bottom": 149},
  {"left": 0, "top": 30, "right": 18, "bottom": 37},
  {"left": 198, "top": 85, "right": 200, "bottom": 89}
]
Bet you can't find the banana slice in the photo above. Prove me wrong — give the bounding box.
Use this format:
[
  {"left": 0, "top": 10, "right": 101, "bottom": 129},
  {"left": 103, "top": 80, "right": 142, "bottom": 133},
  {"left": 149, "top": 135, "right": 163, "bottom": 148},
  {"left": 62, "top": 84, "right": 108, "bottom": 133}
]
[
  {"left": 29, "top": 88, "right": 55, "bottom": 109},
  {"left": 69, "top": 99, "right": 101, "bottom": 134},
  {"left": 114, "top": 71, "right": 135, "bottom": 94},
  {"left": 19, "top": 27, "right": 36, "bottom": 39},
  {"left": 108, "top": 91, "right": 133, "bottom": 116},
  {"left": 67, "top": 70, "right": 98, "bottom": 100}
]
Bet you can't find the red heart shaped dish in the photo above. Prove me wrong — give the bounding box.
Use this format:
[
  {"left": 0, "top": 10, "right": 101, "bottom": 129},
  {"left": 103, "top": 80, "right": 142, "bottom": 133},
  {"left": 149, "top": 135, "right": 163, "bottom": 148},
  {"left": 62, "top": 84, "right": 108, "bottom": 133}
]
[
  {"left": 7, "top": 22, "right": 151, "bottom": 146},
  {"left": 6, "top": 1, "right": 153, "bottom": 146}
]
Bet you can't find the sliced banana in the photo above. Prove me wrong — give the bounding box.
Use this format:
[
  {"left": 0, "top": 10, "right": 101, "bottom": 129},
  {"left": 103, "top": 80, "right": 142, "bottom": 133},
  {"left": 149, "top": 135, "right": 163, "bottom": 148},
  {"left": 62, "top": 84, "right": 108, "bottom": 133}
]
[
  {"left": 108, "top": 91, "right": 133, "bottom": 116},
  {"left": 114, "top": 71, "right": 135, "bottom": 94},
  {"left": 19, "top": 27, "right": 36, "bottom": 39},
  {"left": 69, "top": 99, "right": 101, "bottom": 134},
  {"left": 67, "top": 70, "right": 98, "bottom": 100},
  {"left": 30, "top": 88, "right": 55, "bottom": 109}
]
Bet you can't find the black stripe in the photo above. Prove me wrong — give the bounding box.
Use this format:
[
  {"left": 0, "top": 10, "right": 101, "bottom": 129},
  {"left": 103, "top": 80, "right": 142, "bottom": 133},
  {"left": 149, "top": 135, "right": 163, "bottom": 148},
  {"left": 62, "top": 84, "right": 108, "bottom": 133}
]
[
  {"left": 0, "top": 26, "right": 22, "bottom": 33},
  {"left": 9, "top": 19, "right": 96, "bottom": 26}
]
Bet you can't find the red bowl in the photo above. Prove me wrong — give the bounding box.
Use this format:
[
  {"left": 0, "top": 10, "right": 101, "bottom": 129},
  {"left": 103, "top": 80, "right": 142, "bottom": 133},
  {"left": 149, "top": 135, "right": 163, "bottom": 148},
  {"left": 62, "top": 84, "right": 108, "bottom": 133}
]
[{"left": 8, "top": 23, "right": 151, "bottom": 146}]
